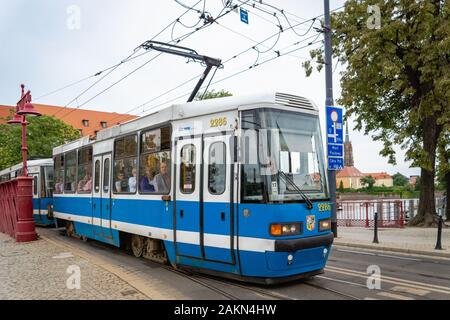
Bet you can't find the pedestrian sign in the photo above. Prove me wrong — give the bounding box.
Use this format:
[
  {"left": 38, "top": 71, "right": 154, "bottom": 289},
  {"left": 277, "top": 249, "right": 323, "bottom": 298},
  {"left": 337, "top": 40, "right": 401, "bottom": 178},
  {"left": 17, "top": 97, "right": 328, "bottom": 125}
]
[
  {"left": 240, "top": 8, "right": 249, "bottom": 24},
  {"left": 326, "top": 106, "right": 343, "bottom": 144},
  {"left": 326, "top": 106, "right": 344, "bottom": 170}
]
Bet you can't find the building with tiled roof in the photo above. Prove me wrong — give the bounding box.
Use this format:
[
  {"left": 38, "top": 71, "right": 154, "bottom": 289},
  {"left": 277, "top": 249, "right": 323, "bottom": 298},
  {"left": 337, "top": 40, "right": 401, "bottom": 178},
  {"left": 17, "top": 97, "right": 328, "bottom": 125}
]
[
  {"left": 336, "top": 122, "right": 393, "bottom": 189},
  {"left": 0, "top": 103, "right": 137, "bottom": 138},
  {"left": 364, "top": 172, "right": 393, "bottom": 187},
  {"left": 336, "top": 166, "right": 365, "bottom": 189}
]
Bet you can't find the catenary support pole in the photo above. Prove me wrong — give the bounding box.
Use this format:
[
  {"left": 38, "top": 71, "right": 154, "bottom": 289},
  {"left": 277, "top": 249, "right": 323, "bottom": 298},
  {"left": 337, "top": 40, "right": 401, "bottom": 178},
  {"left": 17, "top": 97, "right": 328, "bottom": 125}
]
[{"left": 324, "top": 0, "right": 337, "bottom": 237}]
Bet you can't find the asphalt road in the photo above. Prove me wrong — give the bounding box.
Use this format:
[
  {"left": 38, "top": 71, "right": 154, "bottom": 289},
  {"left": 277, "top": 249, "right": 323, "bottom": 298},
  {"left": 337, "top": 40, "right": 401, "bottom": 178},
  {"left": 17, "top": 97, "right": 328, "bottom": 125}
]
[{"left": 37, "top": 227, "right": 450, "bottom": 300}]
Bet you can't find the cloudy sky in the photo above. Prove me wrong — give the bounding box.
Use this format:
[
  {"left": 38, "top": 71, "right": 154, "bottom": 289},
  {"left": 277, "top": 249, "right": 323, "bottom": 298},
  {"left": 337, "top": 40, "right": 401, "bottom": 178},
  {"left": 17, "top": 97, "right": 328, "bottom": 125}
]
[{"left": 0, "top": 0, "right": 420, "bottom": 177}]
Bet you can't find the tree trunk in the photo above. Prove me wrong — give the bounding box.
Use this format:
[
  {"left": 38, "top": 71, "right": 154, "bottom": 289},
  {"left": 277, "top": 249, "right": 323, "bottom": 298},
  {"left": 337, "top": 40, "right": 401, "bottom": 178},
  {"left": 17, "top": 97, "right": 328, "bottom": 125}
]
[{"left": 409, "top": 116, "right": 439, "bottom": 227}]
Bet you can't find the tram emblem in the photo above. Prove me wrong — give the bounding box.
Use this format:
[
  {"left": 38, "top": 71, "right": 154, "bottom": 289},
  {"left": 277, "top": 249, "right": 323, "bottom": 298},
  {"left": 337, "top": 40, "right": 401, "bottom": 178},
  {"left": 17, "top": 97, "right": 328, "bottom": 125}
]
[{"left": 306, "top": 215, "right": 315, "bottom": 231}]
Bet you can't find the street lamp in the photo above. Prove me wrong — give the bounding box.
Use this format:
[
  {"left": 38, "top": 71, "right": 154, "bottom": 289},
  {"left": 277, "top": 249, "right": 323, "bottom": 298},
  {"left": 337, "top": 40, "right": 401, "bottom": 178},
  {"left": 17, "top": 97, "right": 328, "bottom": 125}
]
[
  {"left": 6, "top": 84, "right": 40, "bottom": 242},
  {"left": 7, "top": 84, "right": 41, "bottom": 176}
]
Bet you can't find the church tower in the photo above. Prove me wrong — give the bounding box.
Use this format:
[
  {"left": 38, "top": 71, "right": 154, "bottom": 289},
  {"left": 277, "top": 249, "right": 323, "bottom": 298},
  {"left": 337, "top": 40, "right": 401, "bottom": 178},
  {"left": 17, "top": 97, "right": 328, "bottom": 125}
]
[{"left": 344, "top": 121, "right": 354, "bottom": 167}]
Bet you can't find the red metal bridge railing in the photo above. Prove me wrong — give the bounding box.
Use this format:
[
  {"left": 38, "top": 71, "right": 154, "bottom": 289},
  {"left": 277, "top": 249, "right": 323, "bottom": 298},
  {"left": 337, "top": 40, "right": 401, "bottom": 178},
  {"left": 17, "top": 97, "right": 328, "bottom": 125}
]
[
  {"left": 0, "top": 176, "right": 37, "bottom": 242},
  {"left": 337, "top": 200, "right": 405, "bottom": 228}
]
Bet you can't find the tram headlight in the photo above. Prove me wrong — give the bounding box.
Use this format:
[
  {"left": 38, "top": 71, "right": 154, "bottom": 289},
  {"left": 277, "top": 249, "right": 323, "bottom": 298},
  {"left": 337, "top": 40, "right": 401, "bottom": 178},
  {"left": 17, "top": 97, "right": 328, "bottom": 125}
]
[
  {"left": 270, "top": 223, "right": 301, "bottom": 236},
  {"left": 319, "top": 219, "right": 331, "bottom": 231}
]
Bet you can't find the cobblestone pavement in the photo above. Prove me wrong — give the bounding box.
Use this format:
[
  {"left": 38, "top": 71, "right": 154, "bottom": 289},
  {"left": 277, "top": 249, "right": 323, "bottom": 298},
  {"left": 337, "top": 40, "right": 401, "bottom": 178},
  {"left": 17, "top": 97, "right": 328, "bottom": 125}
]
[{"left": 0, "top": 232, "right": 148, "bottom": 300}]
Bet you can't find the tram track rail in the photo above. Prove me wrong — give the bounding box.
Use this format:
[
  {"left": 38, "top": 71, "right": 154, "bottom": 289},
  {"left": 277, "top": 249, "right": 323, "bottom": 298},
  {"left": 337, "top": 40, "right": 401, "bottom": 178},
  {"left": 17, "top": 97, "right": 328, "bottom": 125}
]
[
  {"left": 301, "top": 279, "right": 361, "bottom": 300},
  {"left": 160, "top": 265, "right": 242, "bottom": 300},
  {"left": 54, "top": 228, "right": 362, "bottom": 300}
]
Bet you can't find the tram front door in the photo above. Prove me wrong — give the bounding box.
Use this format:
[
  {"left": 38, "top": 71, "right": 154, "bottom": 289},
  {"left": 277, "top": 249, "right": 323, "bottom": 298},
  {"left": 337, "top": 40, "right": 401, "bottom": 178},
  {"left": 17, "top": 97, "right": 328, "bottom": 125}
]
[{"left": 174, "top": 134, "right": 235, "bottom": 264}]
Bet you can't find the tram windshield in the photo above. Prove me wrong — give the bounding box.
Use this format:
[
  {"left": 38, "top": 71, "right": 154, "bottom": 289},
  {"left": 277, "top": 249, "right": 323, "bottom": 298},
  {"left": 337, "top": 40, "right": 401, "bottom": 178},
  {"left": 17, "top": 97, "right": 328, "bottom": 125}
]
[{"left": 241, "top": 108, "right": 328, "bottom": 202}]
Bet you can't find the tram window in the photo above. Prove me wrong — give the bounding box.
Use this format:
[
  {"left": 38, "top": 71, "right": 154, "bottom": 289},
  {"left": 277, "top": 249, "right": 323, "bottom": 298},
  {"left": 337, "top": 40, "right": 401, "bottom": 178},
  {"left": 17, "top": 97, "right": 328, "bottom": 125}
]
[
  {"left": 33, "top": 176, "right": 38, "bottom": 195},
  {"left": 208, "top": 142, "right": 226, "bottom": 195},
  {"left": 180, "top": 144, "right": 196, "bottom": 194},
  {"left": 64, "top": 151, "right": 77, "bottom": 193},
  {"left": 41, "top": 166, "right": 54, "bottom": 198},
  {"left": 54, "top": 154, "right": 65, "bottom": 194},
  {"left": 139, "top": 152, "right": 171, "bottom": 194},
  {"left": 139, "top": 126, "right": 171, "bottom": 194},
  {"left": 94, "top": 160, "right": 100, "bottom": 193},
  {"left": 103, "top": 158, "right": 110, "bottom": 193},
  {"left": 114, "top": 134, "right": 137, "bottom": 193},
  {"left": 77, "top": 147, "right": 93, "bottom": 193}
]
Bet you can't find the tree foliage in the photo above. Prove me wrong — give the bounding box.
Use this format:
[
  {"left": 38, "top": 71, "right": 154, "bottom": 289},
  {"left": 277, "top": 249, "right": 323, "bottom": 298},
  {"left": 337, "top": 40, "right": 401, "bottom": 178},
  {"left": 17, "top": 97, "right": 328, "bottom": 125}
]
[
  {"left": 392, "top": 172, "right": 409, "bottom": 186},
  {"left": 339, "top": 180, "right": 345, "bottom": 192},
  {"left": 195, "top": 89, "right": 233, "bottom": 101},
  {"left": 0, "top": 114, "right": 80, "bottom": 170},
  {"left": 360, "top": 175, "right": 376, "bottom": 189},
  {"left": 304, "top": 0, "right": 450, "bottom": 226}
]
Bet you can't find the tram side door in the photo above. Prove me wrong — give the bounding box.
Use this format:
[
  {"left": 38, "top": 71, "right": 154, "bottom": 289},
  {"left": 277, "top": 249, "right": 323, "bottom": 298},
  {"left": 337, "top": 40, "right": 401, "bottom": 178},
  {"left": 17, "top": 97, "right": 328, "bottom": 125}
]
[
  {"left": 174, "top": 137, "right": 203, "bottom": 259},
  {"left": 92, "top": 154, "right": 112, "bottom": 240},
  {"left": 202, "top": 134, "right": 235, "bottom": 264},
  {"left": 100, "top": 154, "right": 112, "bottom": 236},
  {"left": 92, "top": 157, "right": 102, "bottom": 236}
]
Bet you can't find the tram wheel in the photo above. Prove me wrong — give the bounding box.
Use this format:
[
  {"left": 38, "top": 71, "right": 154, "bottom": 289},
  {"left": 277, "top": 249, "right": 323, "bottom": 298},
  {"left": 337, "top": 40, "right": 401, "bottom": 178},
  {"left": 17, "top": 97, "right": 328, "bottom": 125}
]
[
  {"left": 131, "top": 235, "right": 144, "bottom": 257},
  {"left": 66, "top": 221, "right": 75, "bottom": 238},
  {"left": 81, "top": 235, "right": 88, "bottom": 242}
]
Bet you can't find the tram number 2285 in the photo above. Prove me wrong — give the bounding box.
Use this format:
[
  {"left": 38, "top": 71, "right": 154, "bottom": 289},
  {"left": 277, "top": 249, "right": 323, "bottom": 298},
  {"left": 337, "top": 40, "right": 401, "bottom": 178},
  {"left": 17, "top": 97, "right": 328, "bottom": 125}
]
[{"left": 209, "top": 117, "right": 227, "bottom": 128}]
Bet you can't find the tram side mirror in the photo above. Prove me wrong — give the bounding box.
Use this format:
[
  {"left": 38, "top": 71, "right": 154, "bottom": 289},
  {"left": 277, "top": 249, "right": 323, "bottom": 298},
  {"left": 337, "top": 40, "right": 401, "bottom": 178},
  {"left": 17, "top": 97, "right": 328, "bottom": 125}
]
[{"left": 161, "top": 195, "right": 171, "bottom": 201}]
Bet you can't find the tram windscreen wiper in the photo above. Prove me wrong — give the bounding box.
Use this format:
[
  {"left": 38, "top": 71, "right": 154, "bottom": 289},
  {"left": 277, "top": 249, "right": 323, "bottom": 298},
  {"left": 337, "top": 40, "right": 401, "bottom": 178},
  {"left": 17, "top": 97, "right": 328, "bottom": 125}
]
[{"left": 278, "top": 171, "right": 314, "bottom": 210}]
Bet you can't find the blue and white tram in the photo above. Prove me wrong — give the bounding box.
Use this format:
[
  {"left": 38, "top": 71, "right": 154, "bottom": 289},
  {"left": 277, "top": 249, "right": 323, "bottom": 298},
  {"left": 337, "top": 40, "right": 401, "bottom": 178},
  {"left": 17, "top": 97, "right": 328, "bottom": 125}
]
[
  {"left": 52, "top": 92, "right": 334, "bottom": 283},
  {"left": 0, "top": 159, "right": 55, "bottom": 226}
]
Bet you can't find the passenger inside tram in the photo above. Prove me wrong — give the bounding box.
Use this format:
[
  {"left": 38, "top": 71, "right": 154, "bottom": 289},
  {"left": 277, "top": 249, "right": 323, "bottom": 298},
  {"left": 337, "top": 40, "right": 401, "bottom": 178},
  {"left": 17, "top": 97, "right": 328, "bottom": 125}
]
[
  {"left": 139, "top": 167, "right": 156, "bottom": 192},
  {"left": 128, "top": 168, "right": 137, "bottom": 193},
  {"left": 54, "top": 177, "right": 64, "bottom": 194},
  {"left": 78, "top": 172, "right": 92, "bottom": 192},
  {"left": 154, "top": 160, "right": 170, "bottom": 193},
  {"left": 114, "top": 171, "right": 128, "bottom": 192}
]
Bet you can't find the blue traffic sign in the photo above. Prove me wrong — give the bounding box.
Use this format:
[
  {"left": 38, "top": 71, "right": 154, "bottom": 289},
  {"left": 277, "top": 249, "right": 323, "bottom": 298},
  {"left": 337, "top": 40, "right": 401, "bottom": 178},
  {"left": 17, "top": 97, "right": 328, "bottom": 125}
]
[
  {"left": 240, "top": 8, "right": 249, "bottom": 24},
  {"left": 326, "top": 106, "right": 343, "bottom": 145},
  {"left": 326, "top": 106, "right": 344, "bottom": 170},
  {"left": 328, "top": 157, "right": 344, "bottom": 170},
  {"left": 328, "top": 144, "right": 343, "bottom": 157}
]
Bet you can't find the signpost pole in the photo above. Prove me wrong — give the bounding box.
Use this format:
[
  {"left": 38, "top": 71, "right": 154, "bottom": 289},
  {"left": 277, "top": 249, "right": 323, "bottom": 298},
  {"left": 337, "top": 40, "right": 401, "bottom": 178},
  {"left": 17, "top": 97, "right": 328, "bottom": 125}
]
[{"left": 324, "top": 0, "right": 338, "bottom": 237}]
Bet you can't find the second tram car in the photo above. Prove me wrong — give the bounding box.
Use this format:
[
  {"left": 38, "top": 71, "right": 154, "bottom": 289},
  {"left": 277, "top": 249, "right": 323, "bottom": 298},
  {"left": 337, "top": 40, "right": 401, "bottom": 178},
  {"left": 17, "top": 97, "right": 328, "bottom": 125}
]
[
  {"left": 52, "top": 92, "right": 334, "bottom": 283},
  {"left": 0, "top": 159, "right": 55, "bottom": 226}
]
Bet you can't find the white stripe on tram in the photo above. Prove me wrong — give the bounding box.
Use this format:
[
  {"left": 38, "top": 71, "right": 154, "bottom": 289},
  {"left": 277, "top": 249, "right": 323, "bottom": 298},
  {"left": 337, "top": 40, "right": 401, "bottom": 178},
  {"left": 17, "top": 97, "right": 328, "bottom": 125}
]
[
  {"left": 33, "top": 210, "right": 48, "bottom": 215},
  {"left": 53, "top": 211, "right": 275, "bottom": 253}
]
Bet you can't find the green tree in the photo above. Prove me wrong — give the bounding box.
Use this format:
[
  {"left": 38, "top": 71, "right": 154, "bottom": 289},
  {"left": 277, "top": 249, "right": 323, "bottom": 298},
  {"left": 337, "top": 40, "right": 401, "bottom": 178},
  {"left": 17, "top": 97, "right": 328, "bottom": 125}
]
[
  {"left": 303, "top": 0, "right": 450, "bottom": 226},
  {"left": 338, "top": 180, "right": 344, "bottom": 192},
  {"left": 393, "top": 172, "right": 409, "bottom": 186},
  {"left": 0, "top": 115, "right": 80, "bottom": 170},
  {"left": 361, "top": 176, "right": 376, "bottom": 189},
  {"left": 195, "top": 89, "right": 233, "bottom": 101}
]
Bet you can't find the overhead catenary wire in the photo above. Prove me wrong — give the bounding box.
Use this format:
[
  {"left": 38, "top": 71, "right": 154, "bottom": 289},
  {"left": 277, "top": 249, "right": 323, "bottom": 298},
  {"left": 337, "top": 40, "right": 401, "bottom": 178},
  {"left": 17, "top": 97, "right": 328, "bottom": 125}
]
[
  {"left": 108, "top": 25, "right": 313, "bottom": 122},
  {"left": 107, "top": 5, "right": 339, "bottom": 124},
  {"left": 237, "top": 0, "right": 319, "bottom": 38},
  {"left": 58, "top": 0, "right": 251, "bottom": 122},
  {"left": 37, "top": 0, "right": 204, "bottom": 115},
  {"left": 137, "top": 37, "right": 323, "bottom": 117}
]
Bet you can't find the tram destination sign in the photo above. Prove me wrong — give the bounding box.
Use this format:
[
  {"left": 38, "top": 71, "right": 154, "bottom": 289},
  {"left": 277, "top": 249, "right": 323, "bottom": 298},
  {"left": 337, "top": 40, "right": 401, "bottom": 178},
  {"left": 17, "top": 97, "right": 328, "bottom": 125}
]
[{"left": 326, "top": 106, "right": 344, "bottom": 170}]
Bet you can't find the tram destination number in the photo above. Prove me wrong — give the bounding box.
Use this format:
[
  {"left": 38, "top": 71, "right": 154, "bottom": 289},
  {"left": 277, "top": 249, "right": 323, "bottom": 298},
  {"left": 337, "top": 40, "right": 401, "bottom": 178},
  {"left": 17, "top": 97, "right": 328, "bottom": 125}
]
[{"left": 174, "top": 303, "right": 277, "bottom": 317}]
